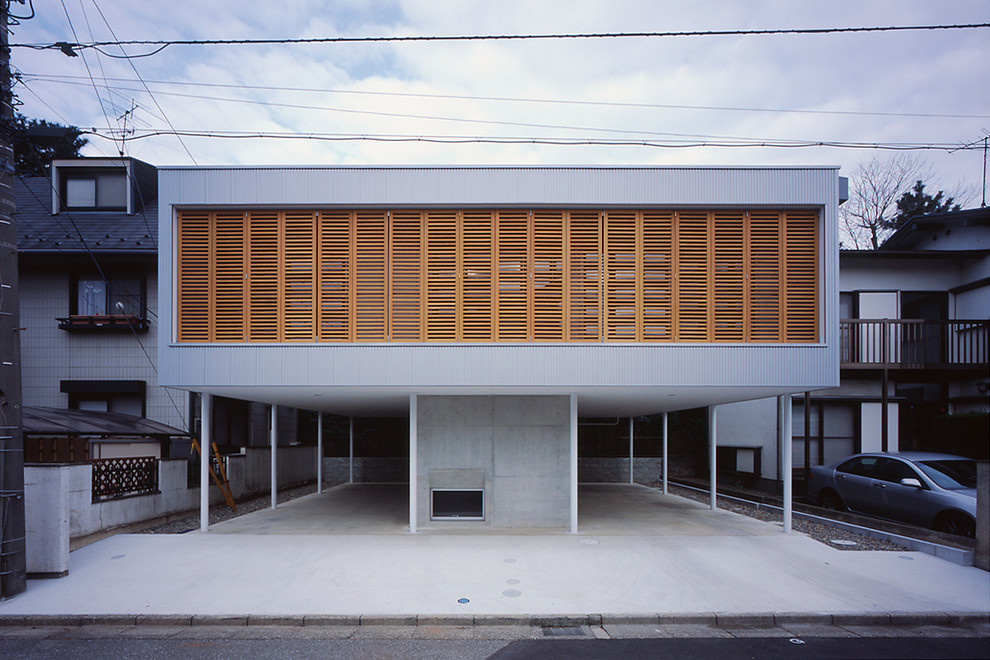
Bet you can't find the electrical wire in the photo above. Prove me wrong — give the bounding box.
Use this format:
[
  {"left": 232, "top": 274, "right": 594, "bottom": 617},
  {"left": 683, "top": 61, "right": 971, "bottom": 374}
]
[
  {"left": 23, "top": 72, "right": 990, "bottom": 121},
  {"left": 80, "top": 127, "right": 984, "bottom": 152},
  {"left": 87, "top": 0, "right": 197, "bottom": 164},
  {"left": 12, "top": 22, "right": 990, "bottom": 52}
]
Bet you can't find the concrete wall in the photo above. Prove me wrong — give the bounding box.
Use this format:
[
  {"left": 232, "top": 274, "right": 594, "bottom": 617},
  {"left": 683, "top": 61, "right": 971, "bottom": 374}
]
[
  {"left": 578, "top": 458, "right": 662, "bottom": 484},
  {"left": 976, "top": 461, "right": 988, "bottom": 572},
  {"left": 224, "top": 446, "right": 318, "bottom": 499},
  {"left": 322, "top": 457, "right": 409, "bottom": 484},
  {"left": 416, "top": 395, "right": 571, "bottom": 530},
  {"left": 24, "top": 445, "right": 316, "bottom": 576}
]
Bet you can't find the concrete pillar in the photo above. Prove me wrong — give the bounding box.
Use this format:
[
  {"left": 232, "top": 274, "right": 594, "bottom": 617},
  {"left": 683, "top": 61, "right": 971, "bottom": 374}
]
[
  {"left": 661, "top": 412, "right": 668, "bottom": 495},
  {"left": 708, "top": 405, "right": 717, "bottom": 511},
  {"left": 779, "top": 395, "right": 793, "bottom": 534},
  {"left": 270, "top": 405, "right": 278, "bottom": 510},
  {"left": 409, "top": 395, "right": 418, "bottom": 534},
  {"left": 200, "top": 393, "right": 211, "bottom": 532},
  {"left": 349, "top": 416, "right": 354, "bottom": 484},
  {"left": 317, "top": 413, "right": 323, "bottom": 495},
  {"left": 975, "top": 462, "right": 988, "bottom": 572},
  {"left": 628, "top": 416, "right": 635, "bottom": 484},
  {"left": 570, "top": 394, "right": 578, "bottom": 533}
]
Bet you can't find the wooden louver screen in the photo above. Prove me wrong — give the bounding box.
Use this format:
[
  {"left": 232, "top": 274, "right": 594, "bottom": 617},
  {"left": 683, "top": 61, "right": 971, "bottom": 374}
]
[{"left": 176, "top": 208, "right": 819, "bottom": 344}]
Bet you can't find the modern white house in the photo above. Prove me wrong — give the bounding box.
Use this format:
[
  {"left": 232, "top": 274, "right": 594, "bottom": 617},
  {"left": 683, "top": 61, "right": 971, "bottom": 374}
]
[{"left": 157, "top": 165, "right": 843, "bottom": 532}]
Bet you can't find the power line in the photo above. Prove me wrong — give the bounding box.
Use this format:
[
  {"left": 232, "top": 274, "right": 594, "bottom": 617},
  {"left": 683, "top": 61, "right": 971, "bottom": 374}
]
[
  {"left": 81, "top": 127, "right": 985, "bottom": 152},
  {"left": 24, "top": 73, "right": 990, "bottom": 121},
  {"left": 13, "top": 22, "right": 990, "bottom": 53}
]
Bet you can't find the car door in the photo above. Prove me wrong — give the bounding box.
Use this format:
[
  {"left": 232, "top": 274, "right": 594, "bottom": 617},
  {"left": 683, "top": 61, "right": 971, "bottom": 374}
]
[
  {"left": 832, "top": 456, "right": 881, "bottom": 514},
  {"left": 873, "top": 457, "right": 934, "bottom": 527}
]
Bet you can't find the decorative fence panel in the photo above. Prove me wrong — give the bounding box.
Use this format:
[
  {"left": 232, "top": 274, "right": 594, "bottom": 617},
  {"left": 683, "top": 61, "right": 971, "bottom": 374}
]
[{"left": 92, "top": 456, "right": 159, "bottom": 501}]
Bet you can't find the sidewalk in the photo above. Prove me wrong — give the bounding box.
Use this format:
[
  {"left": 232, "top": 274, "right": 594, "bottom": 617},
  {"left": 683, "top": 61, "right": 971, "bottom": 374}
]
[{"left": 1, "top": 485, "right": 987, "bottom": 624}]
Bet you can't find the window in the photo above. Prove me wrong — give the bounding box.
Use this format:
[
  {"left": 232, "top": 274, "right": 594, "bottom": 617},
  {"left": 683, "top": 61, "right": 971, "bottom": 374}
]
[
  {"left": 61, "top": 170, "right": 127, "bottom": 210},
  {"left": 76, "top": 276, "right": 144, "bottom": 316},
  {"left": 876, "top": 458, "right": 924, "bottom": 485},
  {"left": 431, "top": 489, "right": 484, "bottom": 520},
  {"left": 61, "top": 380, "right": 146, "bottom": 417},
  {"left": 837, "top": 456, "right": 878, "bottom": 478}
]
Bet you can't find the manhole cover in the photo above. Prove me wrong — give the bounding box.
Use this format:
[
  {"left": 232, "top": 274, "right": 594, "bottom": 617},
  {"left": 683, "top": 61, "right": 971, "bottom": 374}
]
[
  {"left": 830, "top": 539, "right": 858, "bottom": 546},
  {"left": 543, "top": 627, "right": 585, "bottom": 637}
]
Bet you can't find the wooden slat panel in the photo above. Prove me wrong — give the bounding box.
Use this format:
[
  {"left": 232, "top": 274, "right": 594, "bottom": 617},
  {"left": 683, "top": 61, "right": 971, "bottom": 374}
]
[
  {"left": 213, "top": 211, "right": 246, "bottom": 342},
  {"left": 642, "top": 210, "right": 673, "bottom": 342},
  {"left": 246, "top": 210, "right": 280, "bottom": 341},
  {"left": 712, "top": 210, "right": 746, "bottom": 342},
  {"left": 318, "top": 210, "right": 352, "bottom": 341},
  {"left": 353, "top": 210, "right": 388, "bottom": 342},
  {"left": 749, "top": 211, "right": 783, "bottom": 342},
  {"left": 675, "top": 210, "right": 710, "bottom": 342},
  {"left": 176, "top": 211, "right": 212, "bottom": 342},
  {"left": 532, "top": 210, "right": 565, "bottom": 341},
  {"left": 389, "top": 209, "right": 425, "bottom": 341},
  {"left": 496, "top": 209, "right": 531, "bottom": 341},
  {"left": 424, "top": 209, "right": 459, "bottom": 341},
  {"left": 604, "top": 210, "right": 640, "bottom": 341},
  {"left": 566, "top": 210, "right": 602, "bottom": 342},
  {"left": 282, "top": 210, "right": 317, "bottom": 342},
  {"left": 461, "top": 209, "right": 495, "bottom": 341},
  {"left": 784, "top": 211, "right": 818, "bottom": 342}
]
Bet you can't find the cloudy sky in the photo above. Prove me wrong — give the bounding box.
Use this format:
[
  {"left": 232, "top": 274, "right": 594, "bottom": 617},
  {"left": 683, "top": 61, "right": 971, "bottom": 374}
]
[{"left": 9, "top": 0, "right": 990, "bottom": 202}]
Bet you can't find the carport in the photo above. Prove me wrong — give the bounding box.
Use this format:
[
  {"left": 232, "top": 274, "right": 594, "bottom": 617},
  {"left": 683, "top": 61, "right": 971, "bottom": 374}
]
[{"left": 207, "top": 483, "right": 782, "bottom": 537}]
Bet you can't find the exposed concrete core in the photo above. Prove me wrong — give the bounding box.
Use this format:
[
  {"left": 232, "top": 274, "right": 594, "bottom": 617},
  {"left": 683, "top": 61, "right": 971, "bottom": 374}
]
[{"left": 416, "top": 395, "right": 570, "bottom": 530}]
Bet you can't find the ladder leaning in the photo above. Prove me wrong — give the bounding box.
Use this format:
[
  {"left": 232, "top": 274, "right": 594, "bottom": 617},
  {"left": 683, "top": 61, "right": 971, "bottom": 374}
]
[{"left": 190, "top": 438, "right": 237, "bottom": 511}]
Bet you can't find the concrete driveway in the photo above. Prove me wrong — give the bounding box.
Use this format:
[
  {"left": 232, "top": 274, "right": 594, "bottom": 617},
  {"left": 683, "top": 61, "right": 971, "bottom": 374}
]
[{"left": 0, "top": 484, "right": 987, "bottom": 620}]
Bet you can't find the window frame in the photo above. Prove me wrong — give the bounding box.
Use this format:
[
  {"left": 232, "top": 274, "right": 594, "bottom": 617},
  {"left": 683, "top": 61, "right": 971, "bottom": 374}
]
[
  {"left": 59, "top": 168, "right": 129, "bottom": 212},
  {"left": 68, "top": 270, "right": 148, "bottom": 319}
]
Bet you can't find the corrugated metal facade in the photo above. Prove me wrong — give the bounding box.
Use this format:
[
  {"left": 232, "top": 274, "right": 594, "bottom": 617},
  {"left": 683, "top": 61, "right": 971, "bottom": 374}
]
[{"left": 159, "top": 166, "right": 840, "bottom": 415}]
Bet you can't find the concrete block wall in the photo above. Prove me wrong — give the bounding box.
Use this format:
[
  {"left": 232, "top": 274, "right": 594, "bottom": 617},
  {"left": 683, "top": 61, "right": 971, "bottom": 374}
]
[
  {"left": 223, "top": 446, "right": 317, "bottom": 499},
  {"left": 416, "top": 395, "right": 570, "bottom": 530}
]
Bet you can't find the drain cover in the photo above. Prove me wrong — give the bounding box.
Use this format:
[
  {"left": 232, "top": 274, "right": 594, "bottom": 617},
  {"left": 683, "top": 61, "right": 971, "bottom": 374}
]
[
  {"left": 830, "top": 539, "right": 858, "bottom": 546},
  {"left": 543, "top": 627, "right": 585, "bottom": 637}
]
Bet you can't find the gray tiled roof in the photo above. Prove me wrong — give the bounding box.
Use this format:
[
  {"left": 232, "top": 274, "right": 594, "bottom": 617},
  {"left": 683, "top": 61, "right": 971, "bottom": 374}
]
[{"left": 14, "top": 175, "right": 158, "bottom": 254}]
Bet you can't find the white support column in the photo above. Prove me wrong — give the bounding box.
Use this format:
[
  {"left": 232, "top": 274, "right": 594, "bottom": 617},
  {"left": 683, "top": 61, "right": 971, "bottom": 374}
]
[
  {"left": 628, "top": 416, "right": 635, "bottom": 485},
  {"left": 409, "top": 395, "right": 418, "bottom": 534},
  {"left": 200, "top": 393, "right": 211, "bottom": 532},
  {"left": 349, "top": 416, "right": 354, "bottom": 484},
  {"left": 781, "top": 395, "right": 793, "bottom": 534},
  {"left": 317, "top": 413, "right": 324, "bottom": 495},
  {"left": 708, "top": 405, "right": 717, "bottom": 511},
  {"left": 570, "top": 394, "right": 579, "bottom": 534},
  {"left": 661, "top": 412, "right": 668, "bottom": 495},
  {"left": 270, "top": 405, "right": 278, "bottom": 510}
]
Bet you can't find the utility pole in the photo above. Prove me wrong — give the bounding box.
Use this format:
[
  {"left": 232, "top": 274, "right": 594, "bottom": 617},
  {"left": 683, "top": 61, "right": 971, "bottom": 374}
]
[{"left": 0, "top": 0, "right": 27, "bottom": 599}]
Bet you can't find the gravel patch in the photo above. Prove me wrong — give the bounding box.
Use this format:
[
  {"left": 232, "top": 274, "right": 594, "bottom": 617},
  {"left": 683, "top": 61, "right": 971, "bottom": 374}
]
[
  {"left": 137, "top": 483, "right": 332, "bottom": 534},
  {"left": 667, "top": 483, "right": 909, "bottom": 552}
]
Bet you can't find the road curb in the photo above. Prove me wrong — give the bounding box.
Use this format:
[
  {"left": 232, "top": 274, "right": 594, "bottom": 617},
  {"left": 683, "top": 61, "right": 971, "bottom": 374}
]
[{"left": 0, "top": 611, "right": 986, "bottom": 628}]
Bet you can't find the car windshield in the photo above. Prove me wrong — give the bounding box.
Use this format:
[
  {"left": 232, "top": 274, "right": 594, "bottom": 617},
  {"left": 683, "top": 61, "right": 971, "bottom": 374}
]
[{"left": 915, "top": 459, "right": 977, "bottom": 490}]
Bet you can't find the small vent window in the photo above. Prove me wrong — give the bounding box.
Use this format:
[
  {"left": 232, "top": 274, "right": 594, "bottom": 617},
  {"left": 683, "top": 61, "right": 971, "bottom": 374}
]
[
  {"left": 431, "top": 489, "right": 484, "bottom": 520},
  {"left": 61, "top": 170, "right": 127, "bottom": 210}
]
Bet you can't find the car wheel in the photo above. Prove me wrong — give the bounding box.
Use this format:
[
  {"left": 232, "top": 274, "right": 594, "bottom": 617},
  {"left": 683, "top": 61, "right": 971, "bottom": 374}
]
[
  {"left": 934, "top": 511, "right": 976, "bottom": 538},
  {"left": 818, "top": 489, "right": 845, "bottom": 512}
]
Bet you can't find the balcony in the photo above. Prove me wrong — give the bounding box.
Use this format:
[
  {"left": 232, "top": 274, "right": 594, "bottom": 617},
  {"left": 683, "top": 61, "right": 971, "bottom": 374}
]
[
  {"left": 57, "top": 314, "right": 150, "bottom": 333},
  {"left": 840, "top": 319, "right": 988, "bottom": 370}
]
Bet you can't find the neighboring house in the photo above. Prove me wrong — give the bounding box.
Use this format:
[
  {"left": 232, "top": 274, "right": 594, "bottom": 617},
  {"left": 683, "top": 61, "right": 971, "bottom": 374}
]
[
  {"left": 15, "top": 157, "right": 302, "bottom": 463},
  {"left": 720, "top": 206, "right": 989, "bottom": 488},
  {"left": 157, "top": 165, "right": 843, "bottom": 531},
  {"left": 15, "top": 158, "right": 187, "bottom": 454}
]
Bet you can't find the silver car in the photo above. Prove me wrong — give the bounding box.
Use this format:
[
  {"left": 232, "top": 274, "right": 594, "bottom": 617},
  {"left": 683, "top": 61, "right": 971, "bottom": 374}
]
[{"left": 807, "top": 452, "right": 977, "bottom": 537}]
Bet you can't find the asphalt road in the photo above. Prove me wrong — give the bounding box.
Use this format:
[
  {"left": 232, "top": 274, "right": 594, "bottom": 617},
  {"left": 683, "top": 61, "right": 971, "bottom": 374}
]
[{"left": 1, "top": 630, "right": 988, "bottom": 660}]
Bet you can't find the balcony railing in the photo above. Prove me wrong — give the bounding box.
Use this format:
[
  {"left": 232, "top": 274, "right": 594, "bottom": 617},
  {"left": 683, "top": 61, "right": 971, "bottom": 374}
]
[
  {"left": 57, "top": 314, "right": 150, "bottom": 333},
  {"left": 840, "top": 319, "right": 989, "bottom": 369}
]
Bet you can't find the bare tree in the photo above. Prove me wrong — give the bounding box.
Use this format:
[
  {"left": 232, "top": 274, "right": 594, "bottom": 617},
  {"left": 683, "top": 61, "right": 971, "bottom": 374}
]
[{"left": 840, "top": 153, "right": 933, "bottom": 250}]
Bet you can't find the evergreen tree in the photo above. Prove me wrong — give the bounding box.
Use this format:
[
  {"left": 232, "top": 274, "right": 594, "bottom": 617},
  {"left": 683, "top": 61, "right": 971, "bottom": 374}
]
[
  {"left": 11, "top": 113, "right": 87, "bottom": 176},
  {"left": 892, "top": 180, "right": 960, "bottom": 227}
]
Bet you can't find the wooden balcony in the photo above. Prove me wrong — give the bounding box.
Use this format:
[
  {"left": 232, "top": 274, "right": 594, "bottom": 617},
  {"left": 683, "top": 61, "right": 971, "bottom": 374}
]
[{"left": 840, "top": 319, "right": 989, "bottom": 370}]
